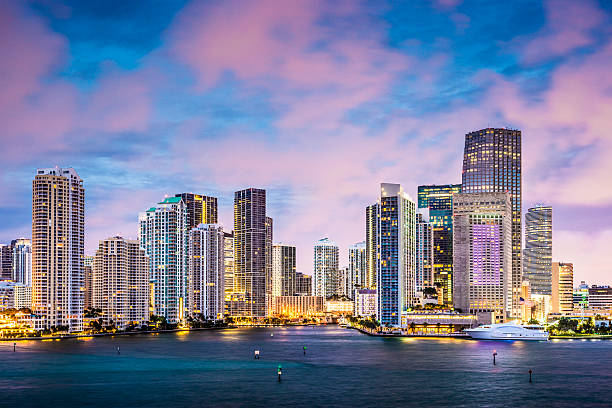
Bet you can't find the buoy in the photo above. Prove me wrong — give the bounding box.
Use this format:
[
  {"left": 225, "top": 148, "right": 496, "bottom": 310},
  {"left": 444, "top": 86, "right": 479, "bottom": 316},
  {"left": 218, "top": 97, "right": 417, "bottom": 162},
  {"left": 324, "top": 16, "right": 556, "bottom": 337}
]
[
  {"left": 277, "top": 365, "right": 282, "bottom": 382},
  {"left": 254, "top": 350, "right": 260, "bottom": 359},
  {"left": 271, "top": 333, "right": 274, "bottom": 337},
  {"left": 493, "top": 350, "right": 497, "bottom": 365}
]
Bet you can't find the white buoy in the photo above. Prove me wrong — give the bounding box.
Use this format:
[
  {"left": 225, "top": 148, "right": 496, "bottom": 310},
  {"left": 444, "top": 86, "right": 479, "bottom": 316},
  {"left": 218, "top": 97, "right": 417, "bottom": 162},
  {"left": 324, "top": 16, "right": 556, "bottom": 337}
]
[{"left": 271, "top": 333, "right": 274, "bottom": 337}]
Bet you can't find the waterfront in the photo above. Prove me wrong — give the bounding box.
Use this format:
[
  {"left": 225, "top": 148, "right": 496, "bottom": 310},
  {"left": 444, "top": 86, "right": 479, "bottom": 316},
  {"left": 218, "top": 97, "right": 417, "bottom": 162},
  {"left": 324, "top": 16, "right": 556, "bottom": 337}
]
[{"left": 1, "top": 326, "right": 611, "bottom": 407}]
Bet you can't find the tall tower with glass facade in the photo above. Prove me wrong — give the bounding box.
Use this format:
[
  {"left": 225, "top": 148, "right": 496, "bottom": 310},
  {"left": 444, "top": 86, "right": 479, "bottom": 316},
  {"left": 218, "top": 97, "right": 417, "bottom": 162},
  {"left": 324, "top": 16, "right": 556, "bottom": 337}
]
[
  {"left": 175, "top": 193, "right": 218, "bottom": 229},
  {"left": 523, "top": 205, "right": 552, "bottom": 295},
  {"left": 365, "top": 204, "right": 379, "bottom": 289},
  {"left": 313, "top": 238, "right": 339, "bottom": 299},
  {"left": 32, "top": 167, "right": 85, "bottom": 332},
  {"left": 271, "top": 244, "right": 296, "bottom": 297},
  {"left": 377, "top": 183, "right": 416, "bottom": 327},
  {"left": 11, "top": 238, "right": 32, "bottom": 285},
  {"left": 139, "top": 196, "right": 188, "bottom": 323},
  {"left": 415, "top": 210, "right": 434, "bottom": 294},
  {"left": 233, "top": 188, "right": 267, "bottom": 317},
  {"left": 462, "top": 128, "right": 522, "bottom": 318},
  {"left": 348, "top": 241, "right": 367, "bottom": 298},
  {"left": 417, "top": 184, "right": 461, "bottom": 305}
]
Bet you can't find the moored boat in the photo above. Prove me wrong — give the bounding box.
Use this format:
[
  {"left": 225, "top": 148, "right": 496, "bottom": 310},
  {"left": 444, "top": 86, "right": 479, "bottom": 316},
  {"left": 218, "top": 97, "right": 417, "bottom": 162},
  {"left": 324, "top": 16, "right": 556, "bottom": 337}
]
[{"left": 465, "top": 323, "right": 549, "bottom": 341}]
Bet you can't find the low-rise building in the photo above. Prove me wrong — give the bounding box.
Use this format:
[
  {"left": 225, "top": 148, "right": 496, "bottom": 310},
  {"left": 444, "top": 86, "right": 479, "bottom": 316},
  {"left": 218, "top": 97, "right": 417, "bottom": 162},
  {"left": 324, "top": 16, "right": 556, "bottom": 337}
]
[
  {"left": 271, "top": 296, "right": 324, "bottom": 317},
  {"left": 325, "top": 300, "right": 354, "bottom": 315},
  {"left": 401, "top": 310, "right": 477, "bottom": 333},
  {"left": 354, "top": 289, "right": 377, "bottom": 318}
]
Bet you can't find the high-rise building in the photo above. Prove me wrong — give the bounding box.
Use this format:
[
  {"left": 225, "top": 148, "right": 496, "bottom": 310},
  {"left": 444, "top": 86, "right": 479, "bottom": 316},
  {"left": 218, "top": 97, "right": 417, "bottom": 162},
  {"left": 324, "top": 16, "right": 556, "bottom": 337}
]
[
  {"left": 175, "top": 193, "right": 218, "bottom": 229},
  {"left": 338, "top": 267, "right": 351, "bottom": 298},
  {"left": 271, "top": 244, "right": 296, "bottom": 297},
  {"left": 417, "top": 184, "right": 461, "bottom": 305},
  {"left": 313, "top": 238, "right": 339, "bottom": 299},
  {"left": 83, "top": 255, "right": 94, "bottom": 310},
  {"left": 415, "top": 210, "right": 434, "bottom": 295},
  {"left": 365, "top": 204, "right": 379, "bottom": 289},
  {"left": 139, "top": 196, "right": 188, "bottom": 323},
  {"left": 188, "top": 224, "right": 225, "bottom": 320},
  {"left": 233, "top": 188, "right": 267, "bottom": 317},
  {"left": 462, "top": 128, "right": 522, "bottom": 318},
  {"left": 377, "top": 183, "right": 416, "bottom": 327},
  {"left": 573, "top": 281, "right": 589, "bottom": 309},
  {"left": 523, "top": 205, "right": 552, "bottom": 295},
  {"left": 552, "top": 262, "right": 573, "bottom": 314},
  {"left": 295, "top": 272, "right": 312, "bottom": 296},
  {"left": 32, "top": 167, "right": 85, "bottom": 332},
  {"left": 11, "top": 238, "right": 31, "bottom": 285},
  {"left": 93, "top": 237, "right": 149, "bottom": 329},
  {"left": 588, "top": 286, "right": 612, "bottom": 311},
  {"left": 13, "top": 284, "right": 31, "bottom": 309},
  {"left": 453, "top": 192, "right": 512, "bottom": 324},
  {"left": 265, "top": 217, "right": 273, "bottom": 305},
  {"left": 223, "top": 232, "right": 234, "bottom": 295},
  {"left": 0, "top": 244, "right": 13, "bottom": 280},
  {"left": 348, "top": 241, "right": 367, "bottom": 298}
]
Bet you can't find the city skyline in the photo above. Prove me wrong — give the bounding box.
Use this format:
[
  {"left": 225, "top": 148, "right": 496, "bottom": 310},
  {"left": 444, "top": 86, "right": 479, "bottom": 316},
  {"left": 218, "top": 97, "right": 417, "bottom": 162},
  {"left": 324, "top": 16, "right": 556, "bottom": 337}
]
[{"left": 2, "top": 1, "right": 612, "bottom": 284}]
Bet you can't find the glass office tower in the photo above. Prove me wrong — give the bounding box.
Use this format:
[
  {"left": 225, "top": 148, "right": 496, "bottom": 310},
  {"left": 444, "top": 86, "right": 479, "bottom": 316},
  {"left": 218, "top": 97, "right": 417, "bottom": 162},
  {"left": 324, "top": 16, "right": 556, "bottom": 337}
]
[{"left": 523, "top": 205, "right": 553, "bottom": 295}]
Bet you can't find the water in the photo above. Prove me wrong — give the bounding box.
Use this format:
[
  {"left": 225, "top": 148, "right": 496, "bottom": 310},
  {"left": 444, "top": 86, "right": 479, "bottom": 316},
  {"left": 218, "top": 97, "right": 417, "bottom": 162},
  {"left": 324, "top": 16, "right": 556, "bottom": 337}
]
[{"left": 1, "top": 326, "right": 611, "bottom": 407}]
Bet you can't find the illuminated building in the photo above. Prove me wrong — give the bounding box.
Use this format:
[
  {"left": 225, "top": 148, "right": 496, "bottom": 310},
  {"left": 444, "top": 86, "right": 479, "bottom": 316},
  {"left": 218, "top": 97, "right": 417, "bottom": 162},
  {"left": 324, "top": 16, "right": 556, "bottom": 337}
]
[
  {"left": 13, "top": 284, "right": 31, "bottom": 309},
  {"left": 348, "top": 241, "right": 367, "bottom": 298},
  {"left": 400, "top": 310, "right": 477, "bottom": 332},
  {"left": 32, "top": 167, "right": 85, "bottom": 332},
  {"left": 83, "top": 255, "right": 94, "bottom": 310},
  {"left": 377, "top": 183, "right": 416, "bottom": 327},
  {"left": 271, "top": 244, "right": 296, "bottom": 297},
  {"left": 0, "top": 282, "right": 15, "bottom": 309},
  {"left": 415, "top": 210, "right": 434, "bottom": 295},
  {"left": 139, "top": 196, "right": 188, "bottom": 323},
  {"left": 295, "top": 272, "right": 312, "bottom": 296},
  {"left": 453, "top": 192, "right": 512, "bottom": 324},
  {"left": 462, "top": 128, "right": 522, "bottom": 318},
  {"left": 174, "top": 193, "right": 218, "bottom": 228},
  {"left": 313, "top": 238, "right": 339, "bottom": 299},
  {"left": 523, "top": 205, "right": 552, "bottom": 295},
  {"left": 325, "top": 299, "right": 354, "bottom": 315},
  {"left": 223, "top": 232, "right": 234, "bottom": 294},
  {"left": 573, "top": 281, "right": 589, "bottom": 309},
  {"left": 365, "top": 204, "right": 379, "bottom": 289},
  {"left": 11, "top": 238, "right": 31, "bottom": 285},
  {"left": 93, "top": 236, "right": 149, "bottom": 329},
  {"left": 188, "top": 224, "right": 225, "bottom": 320},
  {"left": 552, "top": 262, "right": 573, "bottom": 314},
  {"left": 530, "top": 294, "right": 552, "bottom": 322},
  {"left": 0, "top": 244, "right": 11, "bottom": 280},
  {"left": 265, "top": 217, "right": 273, "bottom": 313},
  {"left": 338, "top": 267, "right": 351, "bottom": 298},
  {"left": 354, "top": 288, "right": 377, "bottom": 317},
  {"left": 520, "top": 280, "right": 532, "bottom": 322},
  {"left": 233, "top": 188, "right": 267, "bottom": 317},
  {"left": 588, "top": 286, "right": 612, "bottom": 311},
  {"left": 271, "top": 295, "right": 323, "bottom": 317},
  {"left": 417, "top": 184, "right": 461, "bottom": 306}
]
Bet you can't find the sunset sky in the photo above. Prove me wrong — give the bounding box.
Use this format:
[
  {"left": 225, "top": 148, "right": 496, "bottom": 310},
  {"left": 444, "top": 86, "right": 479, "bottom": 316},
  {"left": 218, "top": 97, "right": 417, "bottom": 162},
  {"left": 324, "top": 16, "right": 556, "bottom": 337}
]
[{"left": 2, "top": 0, "right": 612, "bottom": 284}]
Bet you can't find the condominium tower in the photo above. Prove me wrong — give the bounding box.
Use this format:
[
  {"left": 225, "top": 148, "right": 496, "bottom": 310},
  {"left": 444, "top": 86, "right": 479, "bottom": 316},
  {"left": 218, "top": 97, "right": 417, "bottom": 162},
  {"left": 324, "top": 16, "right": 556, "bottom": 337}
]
[
  {"left": 348, "top": 241, "right": 367, "bottom": 297},
  {"left": 32, "top": 167, "right": 85, "bottom": 331},
  {"left": 11, "top": 238, "right": 32, "bottom": 285},
  {"left": 462, "top": 128, "right": 522, "bottom": 318},
  {"left": 415, "top": 210, "right": 434, "bottom": 294},
  {"left": 175, "top": 193, "right": 218, "bottom": 229},
  {"left": 0, "top": 244, "right": 12, "bottom": 280},
  {"left": 93, "top": 237, "right": 149, "bottom": 329},
  {"left": 313, "top": 238, "right": 339, "bottom": 299},
  {"left": 523, "top": 205, "right": 553, "bottom": 295},
  {"left": 139, "top": 197, "right": 188, "bottom": 323},
  {"left": 272, "top": 244, "right": 296, "bottom": 297},
  {"left": 188, "top": 224, "right": 225, "bottom": 320},
  {"left": 377, "top": 183, "right": 416, "bottom": 327},
  {"left": 552, "top": 262, "right": 573, "bottom": 314},
  {"left": 453, "top": 192, "right": 512, "bottom": 324},
  {"left": 233, "top": 188, "right": 267, "bottom": 317},
  {"left": 365, "top": 204, "right": 379, "bottom": 289}
]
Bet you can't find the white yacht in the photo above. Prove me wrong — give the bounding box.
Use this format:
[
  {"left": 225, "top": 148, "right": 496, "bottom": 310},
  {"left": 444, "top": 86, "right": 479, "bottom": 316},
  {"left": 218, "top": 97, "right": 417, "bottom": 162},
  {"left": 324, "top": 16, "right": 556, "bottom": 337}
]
[{"left": 465, "top": 323, "right": 549, "bottom": 341}]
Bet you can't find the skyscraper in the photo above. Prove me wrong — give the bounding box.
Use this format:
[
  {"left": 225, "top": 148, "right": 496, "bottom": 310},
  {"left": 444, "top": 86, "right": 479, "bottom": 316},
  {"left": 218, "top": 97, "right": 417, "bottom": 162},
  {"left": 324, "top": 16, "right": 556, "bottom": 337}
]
[
  {"left": 338, "top": 266, "right": 351, "bottom": 298},
  {"left": 0, "top": 244, "right": 12, "bottom": 280},
  {"left": 83, "top": 255, "right": 94, "bottom": 310},
  {"left": 271, "top": 244, "right": 296, "bottom": 297},
  {"left": 188, "top": 224, "right": 225, "bottom": 320},
  {"left": 11, "top": 238, "right": 32, "bottom": 285},
  {"left": 265, "top": 216, "right": 273, "bottom": 313},
  {"left": 139, "top": 196, "right": 188, "bottom": 323},
  {"left": 552, "top": 262, "right": 573, "bottom": 314},
  {"left": 223, "top": 232, "right": 234, "bottom": 295},
  {"left": 462, "top": 128, "right": 522, "bottom": 318},
  {"left": 453, "top": 192, "right": 512, "bottom": 324},
  {"left": 348, "top": 241, "right": 367, "bottom": 298},
  {"left": 523, "top": 205, "right": 552, "bottom": 295},
  {"left": 415, "top": 210, "right": 434, "bottom": 294},
  {"left": 175, "top": 193, "right": 218, "bottom": 229},
  {"left": 377, "top": 183, "right": 416, "bottom": 327},
  {"left": 417, "top": 184, "right": 461, "bottom": 305},
  {"left": 32, "top": 166, "right": 85, "bottom": 332},
  {"left": 313, "top": 238, "right": 339, "bottom": 299},
  {"left": 93, "top": 237, "right": 149, "bottom": 329},
  {"left": 365, "top": 204, "right": 379, "bottom": 289},
  {"left": 295, "top": 272, "right": 312, "bottom": 296},
  {"left": 233, "top": 188, "right": 267, "bottom": 317}
]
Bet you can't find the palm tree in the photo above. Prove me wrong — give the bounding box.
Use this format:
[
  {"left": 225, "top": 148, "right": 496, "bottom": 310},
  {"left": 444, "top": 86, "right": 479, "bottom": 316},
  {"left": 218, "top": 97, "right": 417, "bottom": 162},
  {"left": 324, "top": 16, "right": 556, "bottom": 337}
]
[
  {"left": 409, "top": 322, "right": 416, "bottom": 334},
  {"left": 436, "top": 322, "right": 441, "bottom": 335}
]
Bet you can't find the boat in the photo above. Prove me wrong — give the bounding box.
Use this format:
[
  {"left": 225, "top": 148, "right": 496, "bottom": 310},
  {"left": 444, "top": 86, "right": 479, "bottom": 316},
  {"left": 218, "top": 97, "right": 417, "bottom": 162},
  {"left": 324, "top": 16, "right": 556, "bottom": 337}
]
[{"left": 464, "top": 323, "right": 549, "bottom": 341}]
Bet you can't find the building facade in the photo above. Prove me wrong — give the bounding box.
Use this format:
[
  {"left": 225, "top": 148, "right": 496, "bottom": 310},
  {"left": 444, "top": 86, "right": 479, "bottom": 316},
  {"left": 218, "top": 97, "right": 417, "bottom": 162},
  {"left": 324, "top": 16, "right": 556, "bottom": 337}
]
[
  {"left": 462, "top": 128, "right": 522, "bottom": 318},
  {"left": 365, "top": 204, "right": 379, "bottom": 289},
  {"left": 233, "top": 188, "right": 267, "bottom": 317},
  {"left": 175, "top": 193, "right": 218, "bottom": 228},
  {"left": 93, "top": 237, "right": 149, "bottom": 329},
  {"left": 271, "top": 244, "right": 296, "bottom": 297},
  {"left": 354, "top": 288, "right": 377, "bottom": 318},
  {"left": 271, "top": 296, "right": 324, "bottom": 317},
  {"left": 523, "top": 205, "right": 552, "bottom": 295},
  {"left": 32, "top": 167, "right": 85, "bottom": 332},
  {"left": 313, "top": 238, "right": 339, "bottom": 299},
  {"left": 552, "top": 262, "right": 573, "bottom": 314},
  {"left": 188, "top": 224, "right": 225, "bottom": 320},
  {"left": 139, "top": 196, "right": 188, "bottom": 323},
  {"left": 415, "top": 210, "right": 434, "bottom": 295},
  {"left": 83, "top": 255, "right": 94, "bottom": 310},
  {"left": 377, "top": 183, "right": 416, "bottom": 327},
  {"left": 11, "top": 238, "right": 32, "bottom": 285},
  {"left": 348, "top": 241, "right": 367, "bottom": 298},
  {"left": 0, "top": 244, "right": 12, "bottom": 281},
  {"left": 453, "top": 192, "right": 512, "bottom": 324},
  {"left": 295, "top": 272, "right": 312, "bottom": 296},
  {"left": 417, "top": 184, "right": 461, "bottom": 305}
]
